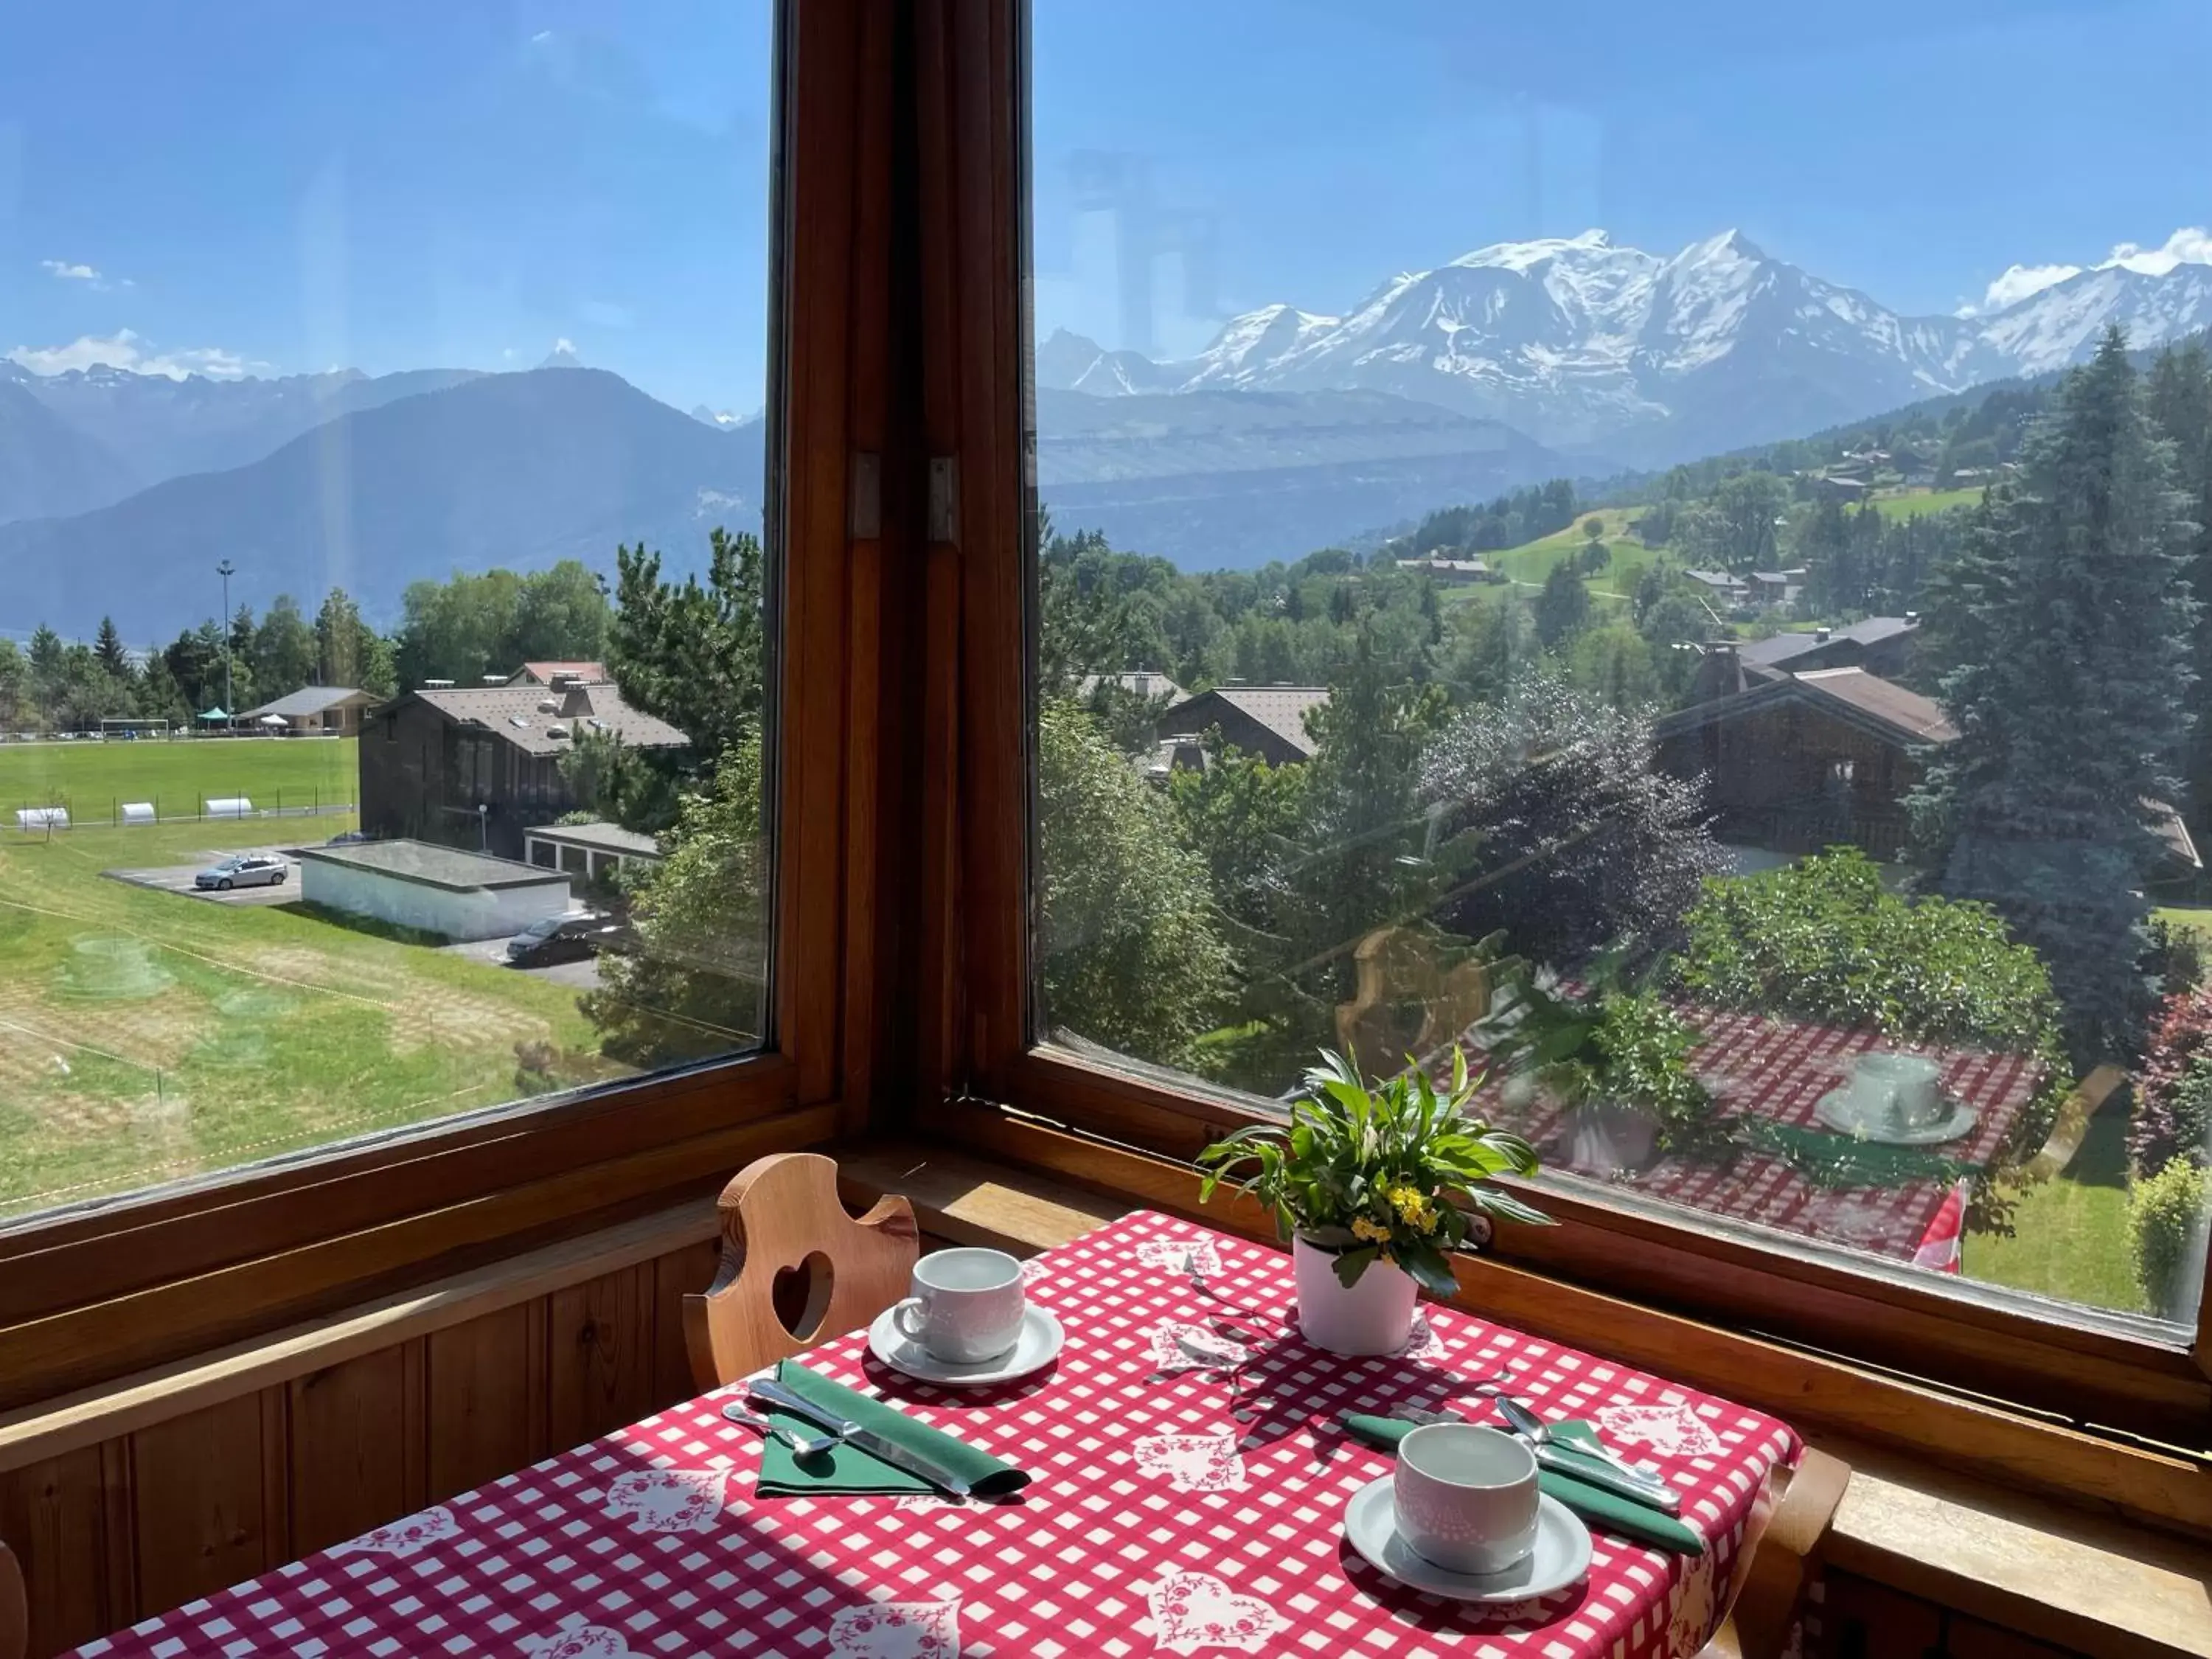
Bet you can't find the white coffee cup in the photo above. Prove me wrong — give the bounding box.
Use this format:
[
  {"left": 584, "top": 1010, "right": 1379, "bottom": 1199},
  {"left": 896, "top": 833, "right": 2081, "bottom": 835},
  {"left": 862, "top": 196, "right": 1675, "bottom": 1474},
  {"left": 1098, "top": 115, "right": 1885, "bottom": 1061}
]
[
  {"left": 891, "top": 1247, "right": 1027, "bottom": 1363},
  {"left": 1846, "top": 1051, "right": 1942, "bottom": 1132},
  {"left": 1392, "top": 1422, "right": 1542, "bottom": 1576}
]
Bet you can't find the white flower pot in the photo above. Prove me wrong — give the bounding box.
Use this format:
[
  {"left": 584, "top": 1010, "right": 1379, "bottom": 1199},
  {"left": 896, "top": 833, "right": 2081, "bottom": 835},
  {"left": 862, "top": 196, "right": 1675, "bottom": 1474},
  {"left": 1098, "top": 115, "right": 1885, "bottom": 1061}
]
[{"left": 1293, "top": 1234, "right": 1418, "bottom": 1356}]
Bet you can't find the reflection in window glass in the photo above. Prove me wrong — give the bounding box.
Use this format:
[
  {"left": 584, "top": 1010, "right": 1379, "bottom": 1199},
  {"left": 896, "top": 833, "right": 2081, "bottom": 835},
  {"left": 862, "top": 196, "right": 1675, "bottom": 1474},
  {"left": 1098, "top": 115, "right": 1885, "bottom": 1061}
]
[
  {"left": 0, "top": 4, "right": 775, "bottom": 1222},
  {"left": 1029, "top": 1, "right": 2212, "bottom": 1328}
]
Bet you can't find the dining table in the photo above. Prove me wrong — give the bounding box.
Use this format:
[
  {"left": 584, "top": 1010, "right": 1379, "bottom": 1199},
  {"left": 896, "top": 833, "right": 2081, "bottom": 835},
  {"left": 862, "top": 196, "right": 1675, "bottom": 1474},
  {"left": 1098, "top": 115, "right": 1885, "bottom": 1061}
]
[
  {"left": 69, "top": 1208, "right": 1800, "bottom": 1658},
  {"left": 1492, "top": 1004, "right": 2045, "bottom": 1265}
]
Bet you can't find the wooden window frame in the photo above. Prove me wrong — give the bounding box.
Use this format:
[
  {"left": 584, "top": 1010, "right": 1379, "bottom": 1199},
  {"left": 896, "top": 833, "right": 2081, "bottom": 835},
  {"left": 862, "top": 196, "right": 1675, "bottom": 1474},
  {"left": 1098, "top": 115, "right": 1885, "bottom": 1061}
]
[
  {"left": 0, "top": 0, "right": 888, "bottom": 1402},
  {"left": 910, "top": 0, "right": 2212, "bottom": 1540}
]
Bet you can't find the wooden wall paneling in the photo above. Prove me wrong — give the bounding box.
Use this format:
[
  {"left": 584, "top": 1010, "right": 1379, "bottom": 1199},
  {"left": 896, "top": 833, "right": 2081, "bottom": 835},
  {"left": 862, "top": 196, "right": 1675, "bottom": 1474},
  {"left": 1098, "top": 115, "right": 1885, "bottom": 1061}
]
[
  {"left": 546, "top": 1266, "right": 658, "bottom": 1452},
  {"left": 285, "top": 1345, "right": 423, "bottom": 1557},
  {"left": 0, "top": 1449, "right": 111, "bottom": 1657},
  {"left": 425, "top": 1303, "right": 548, "bottom": 1503},
  {"left": 96, "top": 1442, "right": 133, "bottom": 1632},
  {"left": 653, "top": 1239, "right": 723, "bottom": 1407},
  {"left": 129, "top": 1391, "right": 284, "bottom": 1617}
]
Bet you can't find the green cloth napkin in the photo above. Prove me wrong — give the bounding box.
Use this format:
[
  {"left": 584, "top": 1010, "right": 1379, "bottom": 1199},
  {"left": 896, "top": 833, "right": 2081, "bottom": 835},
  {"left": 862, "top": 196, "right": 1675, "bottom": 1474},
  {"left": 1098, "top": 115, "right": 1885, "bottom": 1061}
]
[
  {"left": 1340, "top": 1413, "right": 1705, "bottom": 1557},
  {"left": 751, "top": 1360, "right": 1030, "bottom": 1498}
]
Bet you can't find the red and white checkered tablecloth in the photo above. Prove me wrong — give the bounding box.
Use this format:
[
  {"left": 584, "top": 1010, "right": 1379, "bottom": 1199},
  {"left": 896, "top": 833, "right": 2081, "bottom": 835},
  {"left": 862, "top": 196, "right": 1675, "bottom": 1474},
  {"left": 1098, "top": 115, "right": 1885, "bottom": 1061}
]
[
  {"left": 1500, "top": 1006, "right": 2044, "bottom": 1262},
  {"left": 72, "top": 1211, "right": 1798, "bottom": 1659}
]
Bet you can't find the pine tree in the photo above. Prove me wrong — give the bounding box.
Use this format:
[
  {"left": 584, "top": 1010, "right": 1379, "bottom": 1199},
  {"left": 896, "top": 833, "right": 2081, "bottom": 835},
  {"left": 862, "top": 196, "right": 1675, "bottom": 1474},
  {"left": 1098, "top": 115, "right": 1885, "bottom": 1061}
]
[
  {"left": 1915, "top": 329, "right": 2198, "bottom": 1061},
  {"left": 1532, "top": 562, "right": 1591, "bottom": 649},
  {"left": 2148, "top": 341, "right": 2212, "bottom": 827},
  {"left": 94, "top": 616, "right": 131, "bottom": 680}
]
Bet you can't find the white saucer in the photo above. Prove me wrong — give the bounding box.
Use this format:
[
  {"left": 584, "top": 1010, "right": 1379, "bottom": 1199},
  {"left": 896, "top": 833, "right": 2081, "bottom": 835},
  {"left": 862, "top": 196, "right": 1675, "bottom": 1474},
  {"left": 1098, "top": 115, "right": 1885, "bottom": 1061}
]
[
  {"left": 1343, "top": 1477, "right": 1592, "bottom": 1604},
  {"left": 1812, "top": 1088, "right": 1979, "bottom": 1146},
  {"left": 866, "top": 1304, "right": 1065, "bottom": 1386}
]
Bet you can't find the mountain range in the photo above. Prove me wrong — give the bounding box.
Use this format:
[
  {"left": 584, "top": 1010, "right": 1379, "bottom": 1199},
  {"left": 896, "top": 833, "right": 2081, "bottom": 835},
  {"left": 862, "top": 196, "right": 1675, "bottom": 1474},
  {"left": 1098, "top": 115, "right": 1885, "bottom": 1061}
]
[
  {"left": 0, "top": 369, "right": 765, "bottom": 641},
  {"left": 1037, "top": 229, "right": 2212, "bottom": 468},
  {"left": 6, "top": 223, "right": 2210, "bottom": 627}
]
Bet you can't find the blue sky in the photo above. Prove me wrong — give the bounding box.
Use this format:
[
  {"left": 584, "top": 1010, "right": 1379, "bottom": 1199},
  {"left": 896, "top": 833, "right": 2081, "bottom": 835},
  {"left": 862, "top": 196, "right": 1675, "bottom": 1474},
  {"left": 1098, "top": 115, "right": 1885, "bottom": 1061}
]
[{"left": 2, "top": 1, "right": 2207, "bottom": 406}]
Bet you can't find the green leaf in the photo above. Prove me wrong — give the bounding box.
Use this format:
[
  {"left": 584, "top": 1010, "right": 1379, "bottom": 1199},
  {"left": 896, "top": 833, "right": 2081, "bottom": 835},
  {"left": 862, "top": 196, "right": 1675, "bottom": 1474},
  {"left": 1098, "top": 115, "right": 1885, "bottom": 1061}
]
[
  {"left": 1332, "top": 1245, "right": 1381, "bottom": 1287},
  {"left": 1470, "top": 1184, "right": 1557, "bottom": 1227},
  {"left": 1397, "top": 1238, "right": 1462, "bottom": 1298}
]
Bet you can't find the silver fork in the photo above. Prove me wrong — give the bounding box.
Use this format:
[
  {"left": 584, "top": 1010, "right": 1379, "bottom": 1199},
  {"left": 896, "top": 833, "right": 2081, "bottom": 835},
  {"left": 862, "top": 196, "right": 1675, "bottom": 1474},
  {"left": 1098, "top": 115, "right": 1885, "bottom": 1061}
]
[{"left": 721, "top": 1402, "right": 840, "bottom": 1458}]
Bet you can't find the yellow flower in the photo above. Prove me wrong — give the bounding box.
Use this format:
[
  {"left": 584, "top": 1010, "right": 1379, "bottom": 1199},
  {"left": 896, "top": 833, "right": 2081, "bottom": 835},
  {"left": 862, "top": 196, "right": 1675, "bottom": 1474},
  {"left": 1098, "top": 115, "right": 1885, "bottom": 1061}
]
[
  {"left": 1385, "top": 1183, "right": 1436, "bottom": 1231},
  {"left": 1350, "top": 1215, "right": 1391, "bottom": 1244}
]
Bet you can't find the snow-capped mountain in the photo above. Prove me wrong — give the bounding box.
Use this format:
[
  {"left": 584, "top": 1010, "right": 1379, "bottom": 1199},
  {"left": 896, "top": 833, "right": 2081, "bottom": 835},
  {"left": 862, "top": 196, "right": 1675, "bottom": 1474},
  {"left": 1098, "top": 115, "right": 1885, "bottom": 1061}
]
[{"left": 1040, "top": 229, "right": 2212, "bottom": 465}]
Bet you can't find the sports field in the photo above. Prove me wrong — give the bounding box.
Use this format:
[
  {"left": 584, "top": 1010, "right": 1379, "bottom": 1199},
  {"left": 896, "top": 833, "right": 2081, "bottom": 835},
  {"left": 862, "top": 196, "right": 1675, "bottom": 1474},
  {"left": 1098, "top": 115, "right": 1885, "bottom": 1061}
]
[
  {"left": 0, "top": 811, "right": 627, "bottom": 1220},
  {"left": 0, "top": 735, "right": 357, "bottom": 824}
]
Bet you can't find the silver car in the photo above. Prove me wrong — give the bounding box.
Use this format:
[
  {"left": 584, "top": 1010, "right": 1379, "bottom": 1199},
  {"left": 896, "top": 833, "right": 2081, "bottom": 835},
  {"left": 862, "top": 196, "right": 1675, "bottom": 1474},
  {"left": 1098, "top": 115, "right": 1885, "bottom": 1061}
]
[{"left": 195, "top": 853, "right": 288, "bottom": 891}]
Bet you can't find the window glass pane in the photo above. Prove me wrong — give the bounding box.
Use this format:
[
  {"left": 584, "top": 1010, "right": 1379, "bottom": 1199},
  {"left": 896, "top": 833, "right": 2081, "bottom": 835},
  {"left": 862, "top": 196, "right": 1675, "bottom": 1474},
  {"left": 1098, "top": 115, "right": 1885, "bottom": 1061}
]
[
  {"left": 0, "top": 2, "right": 776, "bottom": 1223},
  {"left": 1028, "top": 0, "right": 2212, "bottom": 1332}
]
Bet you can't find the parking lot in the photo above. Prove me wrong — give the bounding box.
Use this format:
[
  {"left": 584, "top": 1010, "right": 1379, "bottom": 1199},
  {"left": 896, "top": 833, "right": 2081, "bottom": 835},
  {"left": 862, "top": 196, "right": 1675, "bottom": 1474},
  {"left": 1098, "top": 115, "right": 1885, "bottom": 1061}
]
[
  {"left": 437, "top": 936, "right": 605, "bottom": 990},
  {"left": 103, "top": 847, "right": 303, "bottom": 907}
]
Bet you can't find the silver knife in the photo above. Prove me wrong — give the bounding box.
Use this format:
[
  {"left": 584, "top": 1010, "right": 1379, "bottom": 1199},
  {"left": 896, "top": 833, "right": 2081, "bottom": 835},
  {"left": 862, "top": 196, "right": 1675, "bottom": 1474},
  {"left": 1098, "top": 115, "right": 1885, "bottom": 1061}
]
[
  {"left": 748, "top": 1377, "right": 973, "bottom": 1503},
  {"left": 1400, "top": 1407, "right": 1680, "bottom": 1514}
]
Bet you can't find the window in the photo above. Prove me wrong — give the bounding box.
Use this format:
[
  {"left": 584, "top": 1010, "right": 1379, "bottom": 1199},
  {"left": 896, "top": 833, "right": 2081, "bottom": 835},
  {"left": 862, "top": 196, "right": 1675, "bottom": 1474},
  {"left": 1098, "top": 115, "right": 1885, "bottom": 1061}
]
[
  {"left": 1023, "top": 1, "right": 2212, "bottom": 1349},
  {"left": 0, "top": 4, "right": 778, "bottom": 1227}
]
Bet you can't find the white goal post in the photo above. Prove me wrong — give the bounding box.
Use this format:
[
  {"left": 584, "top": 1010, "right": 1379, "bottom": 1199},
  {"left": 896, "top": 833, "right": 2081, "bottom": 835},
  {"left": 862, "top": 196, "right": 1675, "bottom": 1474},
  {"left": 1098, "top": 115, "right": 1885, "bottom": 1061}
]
[{"left": 99, "top": 718, "right": 173, "bottom": 741}]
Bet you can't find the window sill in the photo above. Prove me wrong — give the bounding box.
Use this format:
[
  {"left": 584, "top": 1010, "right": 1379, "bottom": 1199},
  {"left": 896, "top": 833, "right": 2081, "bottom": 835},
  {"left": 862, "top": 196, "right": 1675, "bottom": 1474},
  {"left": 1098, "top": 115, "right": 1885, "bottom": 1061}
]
[
  {"left": 1822, "top": 1442, "right": 2212, "bottom": 1659},
  {"left": 838, "top": 1138, "right": 2212, "bottom": 1659}
]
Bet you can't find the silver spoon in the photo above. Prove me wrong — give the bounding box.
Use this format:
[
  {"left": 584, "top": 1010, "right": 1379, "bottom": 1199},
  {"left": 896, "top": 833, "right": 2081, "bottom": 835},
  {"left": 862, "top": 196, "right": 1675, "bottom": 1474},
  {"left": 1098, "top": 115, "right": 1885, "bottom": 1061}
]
[{"left": 721, "top": 1402, "right": 840, "bottom": 1458}]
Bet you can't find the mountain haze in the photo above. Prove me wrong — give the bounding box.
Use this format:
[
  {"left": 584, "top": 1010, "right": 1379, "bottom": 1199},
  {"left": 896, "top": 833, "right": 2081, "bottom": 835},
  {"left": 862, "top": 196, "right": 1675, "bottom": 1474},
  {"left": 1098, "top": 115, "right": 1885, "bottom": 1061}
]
[
  {"left": 0, "top": 362, "right": 486, "bottom": 522},
  {"left": 0, "top": 369, "right": 765, "bottom": 639}
]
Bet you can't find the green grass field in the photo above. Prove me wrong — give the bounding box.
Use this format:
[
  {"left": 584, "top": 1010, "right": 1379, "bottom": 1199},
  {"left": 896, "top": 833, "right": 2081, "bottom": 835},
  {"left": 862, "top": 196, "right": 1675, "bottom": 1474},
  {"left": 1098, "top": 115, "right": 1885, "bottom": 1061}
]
[
  {"left": 1443, "top": 510, "right": 1658, "bottom": 608},
  {"left": 0, "top": 812, "right": 626, "bottom": 1220},
  {"left": 1870, "top": 486, "right": 1984, "bottom": 523},
  {"left": 0, "top": 736, "right": 357, "bottom": 824},
  {"left": 1964, "top": 1109, "right": 2143, "bottom": 1312}
]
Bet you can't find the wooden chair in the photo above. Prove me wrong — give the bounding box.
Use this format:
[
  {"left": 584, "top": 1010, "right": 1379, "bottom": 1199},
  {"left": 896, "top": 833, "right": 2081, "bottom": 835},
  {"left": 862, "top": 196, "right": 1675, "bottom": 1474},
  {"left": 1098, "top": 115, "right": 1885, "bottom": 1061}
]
[
  {"left": 1, "top": 1537, "right": 26, "bottom": 1659},
  {"left": 683, "top": 1152, "right": 921, "bottom": 1390},
  {"left": 1697, "top": 1446, "right": 1852, "bottom": 1659}
]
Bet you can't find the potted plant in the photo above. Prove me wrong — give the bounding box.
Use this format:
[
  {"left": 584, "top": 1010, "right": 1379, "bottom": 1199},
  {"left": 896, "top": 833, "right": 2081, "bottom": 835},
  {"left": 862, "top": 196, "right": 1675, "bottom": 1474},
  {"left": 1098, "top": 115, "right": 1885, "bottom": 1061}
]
[
  {"left": 1197, "top": 1048, "right": 1551, "bottom": 1356},
  {"left": 1479, "top": 973, "right": 1722, "bottom": 1175}
]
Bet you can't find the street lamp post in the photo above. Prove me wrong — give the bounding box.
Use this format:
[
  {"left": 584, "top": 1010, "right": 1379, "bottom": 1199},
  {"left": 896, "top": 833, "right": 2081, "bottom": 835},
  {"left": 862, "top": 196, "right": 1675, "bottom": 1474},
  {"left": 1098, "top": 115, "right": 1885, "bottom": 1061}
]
[{"left": 215, "top": 559, "right": 235, "bottom": 728}]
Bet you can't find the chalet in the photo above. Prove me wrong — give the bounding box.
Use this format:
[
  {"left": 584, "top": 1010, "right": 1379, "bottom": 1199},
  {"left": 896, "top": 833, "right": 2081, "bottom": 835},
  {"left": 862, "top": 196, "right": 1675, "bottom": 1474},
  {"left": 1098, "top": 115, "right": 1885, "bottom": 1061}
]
[
  {"left": 1655, "top": 668, "right": 1958, "bottom": 860},
  {"left": 239, "top": 686, "right": 377, "bottom": 737},
  {"left": 361, "top": 681, "right": 686, "bottom": 861},
  {"left": 1153, "top": 684, "right": 1329, "bottom": 767},
  {"left": 1682, "top": 568, "right": 1751, "bottom": 608},
  {"left": 1657, "top": 667, "right": 2201, "bottom": 871},
  {"left": 1747, "top": 568, "right": 1808, "bottom": 608},
  {"left": 1691, "top": 616, "right": 1921, "bottom": 701},
  {"left": 1394, "top": 556, "right": 1496, "bottom": 585}
]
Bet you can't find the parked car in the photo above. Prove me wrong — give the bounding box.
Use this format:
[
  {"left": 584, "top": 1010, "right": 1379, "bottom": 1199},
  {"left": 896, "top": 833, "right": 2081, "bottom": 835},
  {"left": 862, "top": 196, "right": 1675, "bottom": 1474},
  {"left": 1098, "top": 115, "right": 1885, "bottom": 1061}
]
[
  {"left": 195, "top": 854, "right": 288, "bottom": 891},
  {"left": 505, "top": 912, "right": 623, "bottom": 967}
]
